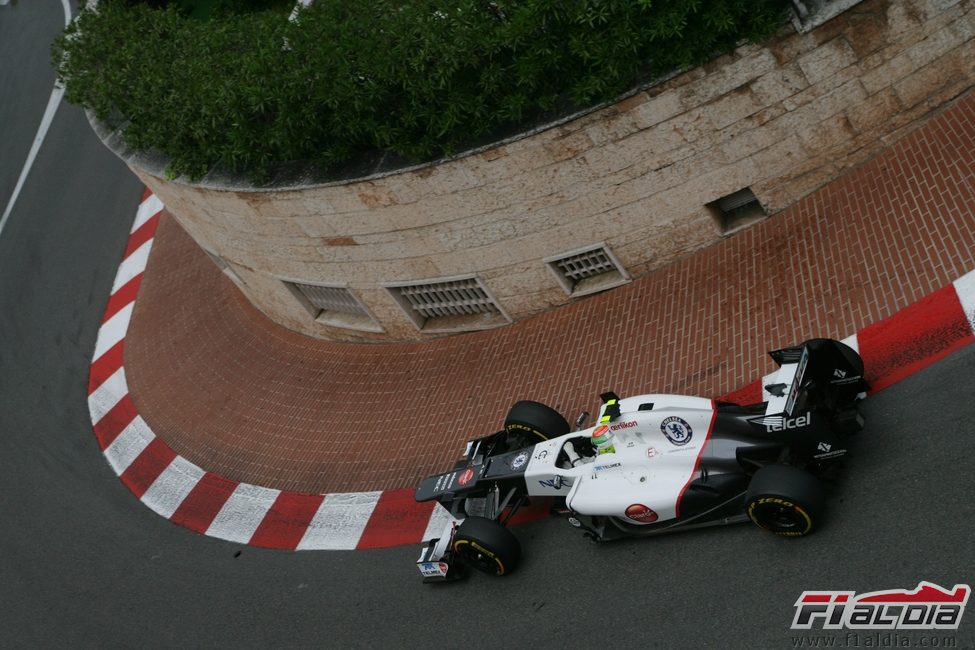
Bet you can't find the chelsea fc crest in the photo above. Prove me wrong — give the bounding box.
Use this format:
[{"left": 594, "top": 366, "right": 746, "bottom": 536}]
[
  {"left": 661, "top": 416, "right": 693, "bottom": 446},
  {"left": 510, "top": 451, "right": 530, "bottom": 470}
]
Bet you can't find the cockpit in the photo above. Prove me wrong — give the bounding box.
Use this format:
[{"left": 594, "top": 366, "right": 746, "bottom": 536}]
[{"left": 556, "top": 436, "right": 597, "bottom": 469}]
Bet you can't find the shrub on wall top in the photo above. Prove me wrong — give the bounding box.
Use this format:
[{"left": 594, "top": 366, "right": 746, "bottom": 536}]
[{"left": 54, "top": 0, "right": 791, "bottom": 182}]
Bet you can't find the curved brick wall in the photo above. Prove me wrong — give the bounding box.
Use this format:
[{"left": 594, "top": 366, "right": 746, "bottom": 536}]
[{"left": 120, "top": 0, "right": 975, "bottom": 342}]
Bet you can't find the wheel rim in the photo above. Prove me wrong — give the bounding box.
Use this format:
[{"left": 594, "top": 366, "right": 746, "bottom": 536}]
[
  {"left": 453, "top": 539, "right": 504, "bottom": 575},
  {"left": 749, "top": 499, "right": 813, "bottom": 535},
  {"left": 767, "top": 504, "right": 803, "bottom": 530}
]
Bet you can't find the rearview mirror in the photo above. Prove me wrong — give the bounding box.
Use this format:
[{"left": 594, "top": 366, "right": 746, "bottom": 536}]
[{"left": 574, "top": 411, "right": 590, "bottom": 431}]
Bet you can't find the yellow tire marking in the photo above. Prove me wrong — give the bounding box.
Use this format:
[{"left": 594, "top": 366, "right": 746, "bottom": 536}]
[
  {"left": 747, "top": 497, "right": 814, "bottom": 535},
  {"left": 506, "top": 423, "right": 549, "bottom": 442},
  {"left": 454, "top": 539, "right": 506, "bottom": 575}
]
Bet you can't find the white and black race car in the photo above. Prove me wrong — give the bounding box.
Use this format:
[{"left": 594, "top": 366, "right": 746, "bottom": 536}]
[{"left": 415, "top": 338, "right": 868, "bottom": 581}]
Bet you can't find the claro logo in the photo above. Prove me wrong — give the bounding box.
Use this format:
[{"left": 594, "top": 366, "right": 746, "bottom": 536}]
[{"left": 766, "top": 413, "right": 812, "bottom": 432}]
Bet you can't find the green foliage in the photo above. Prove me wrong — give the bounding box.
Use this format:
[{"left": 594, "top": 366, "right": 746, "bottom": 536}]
[
  {"left": 109, "top": 0, "right": 294, "bottom": 19},
  {"left": 53, "top": 0, "right": 791, "bottom": 182}
]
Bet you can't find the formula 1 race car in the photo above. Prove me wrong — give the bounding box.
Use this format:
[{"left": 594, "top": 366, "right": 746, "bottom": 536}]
[{"left": 415, "top": 338, "right": 868, "bottom": 581}]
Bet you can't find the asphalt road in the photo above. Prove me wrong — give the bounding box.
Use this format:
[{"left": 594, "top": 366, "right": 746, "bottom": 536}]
[
  {"left": 0, "top": 0, "right": 63, "bottom": 218},
  {"left": 1, "top": 3, "right": 973, "bottom": 649}
]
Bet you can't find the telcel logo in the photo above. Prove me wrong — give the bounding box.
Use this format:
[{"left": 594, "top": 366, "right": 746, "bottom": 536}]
[{"left": 766, "top": 413, "right": 811, "bottom": 432}]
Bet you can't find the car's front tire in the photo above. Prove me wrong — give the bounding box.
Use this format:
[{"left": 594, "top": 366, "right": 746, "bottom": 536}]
[
  {"left": 452, "top": 516, "right": 521, "bottom": 576},
  {"left": 503, "top": 400, "right": 569, "bottom": 449},
  {"left": 745, "top": 465, "right": 824, "bottom": 537}
]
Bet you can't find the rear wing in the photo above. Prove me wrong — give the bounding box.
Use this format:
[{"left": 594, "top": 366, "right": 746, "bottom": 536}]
[
  {"left": 757, "top": 338, "right": 868, "bottom": 424},
  {"left": 763, "top": 344, "right": 810, "bottom": 418}
]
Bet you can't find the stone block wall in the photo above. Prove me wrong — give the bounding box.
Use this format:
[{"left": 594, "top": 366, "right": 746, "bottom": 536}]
[{"left": 130, "top": 0, "right": 975, "bottom": 342}]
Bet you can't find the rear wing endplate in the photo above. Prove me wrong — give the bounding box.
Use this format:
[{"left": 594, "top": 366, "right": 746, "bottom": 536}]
[{"left": 763, "top": 344, "right": 809, "bottom": 418}]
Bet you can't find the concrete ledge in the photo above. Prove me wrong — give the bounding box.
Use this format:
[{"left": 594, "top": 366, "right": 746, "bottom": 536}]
[{"left": 94, "top": 0, "right": 975, "bottom": 342}]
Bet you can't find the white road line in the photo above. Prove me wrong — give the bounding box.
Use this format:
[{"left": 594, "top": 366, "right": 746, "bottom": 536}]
[
  {"left": 133, "top": 196, "right": 163, "bottom": 232},
  {"left": 87, "top": 366, "right": 128, "bottom": 423},
  {"left": 207, "top": 483, "right": 281, "bottom": 544},
  {"left": 0, "top": 0, "right": 72, "bottom": 240},
  {"left": 953, "top": 269, "right": 975, "bottom": 334},
  {"left": 103, "top": 417, "right": 155, "bottom": 475},
  {"left": 0, "top": 86, "right": 65, "bottom": 239},
  {"left": 141, "top": 456, "right": 205, "bottom": 519},
  {"left": 92, "top": 302, "right": 134, "bottom": 361},
  {"left": 296, "top": 492, "right": 382, "bottom": 550},
  {"left": 422, "top": 503, "right": 458, "bottom": 542},
  {"left": 110, "top": 240, "right": 152, "bottom": 293}
]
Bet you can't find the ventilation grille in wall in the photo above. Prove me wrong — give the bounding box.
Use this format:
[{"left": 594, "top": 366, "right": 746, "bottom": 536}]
[
  {"left": 545, "top": 243, "right": 631, "bottom": 297},
  {"left": 386, "top": 275, "right": 510, "bottom": 332},
  {"left": 293, "top": 283, "right": 366, "bottom": 316},
  {"left": 708, "top": 187, "right": 767, "bottom": 235},
  {"left": 285, "top": 281, "right": 382, "bottom": 332}
]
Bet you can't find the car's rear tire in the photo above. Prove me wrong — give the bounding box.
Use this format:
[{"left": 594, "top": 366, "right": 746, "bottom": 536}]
[
  {"left": 746, "top": 465, "right": 824, "bottom": 537},
  {"left": 503, "top": 400, "right": 569, "bottom": 448},
  {"left": 452, "top": 516, "right": 521, "bottom": 576}
]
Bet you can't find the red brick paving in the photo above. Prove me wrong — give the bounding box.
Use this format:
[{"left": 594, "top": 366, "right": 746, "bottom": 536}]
[{"left": 124, "top": 91, "right": 975, "bottom": 494}]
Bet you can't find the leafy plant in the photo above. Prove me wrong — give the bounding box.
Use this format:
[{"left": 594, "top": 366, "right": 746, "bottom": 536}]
[{"left": 53, "top": 0, "right": 791, "bottom": 182}]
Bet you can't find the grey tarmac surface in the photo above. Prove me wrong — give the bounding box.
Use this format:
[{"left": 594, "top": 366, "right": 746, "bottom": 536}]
[
  {"left": 0, "top": 0, "right": 63, "bottom": 215},
  {"left": 1, "top": 3, "right": 974, "bottom": 648}
]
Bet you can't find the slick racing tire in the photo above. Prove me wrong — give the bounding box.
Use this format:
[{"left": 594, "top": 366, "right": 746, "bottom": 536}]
[
  {"left": 452, "top": 516, "right": 521, "bottom": 576},
  {"left": 745, "top": 465, "right": 824, "bottom": 537},
  {"left": 504, "top": 400, "right": 570, "bottom": 448}
]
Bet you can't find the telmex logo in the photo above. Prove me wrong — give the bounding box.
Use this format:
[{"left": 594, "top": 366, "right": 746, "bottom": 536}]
[
  {"left": 792, "top": 582, "right": 970, "bottom": 630},
  {"left": 766, "top": 413, "right": 812, "bottom": 432}
]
